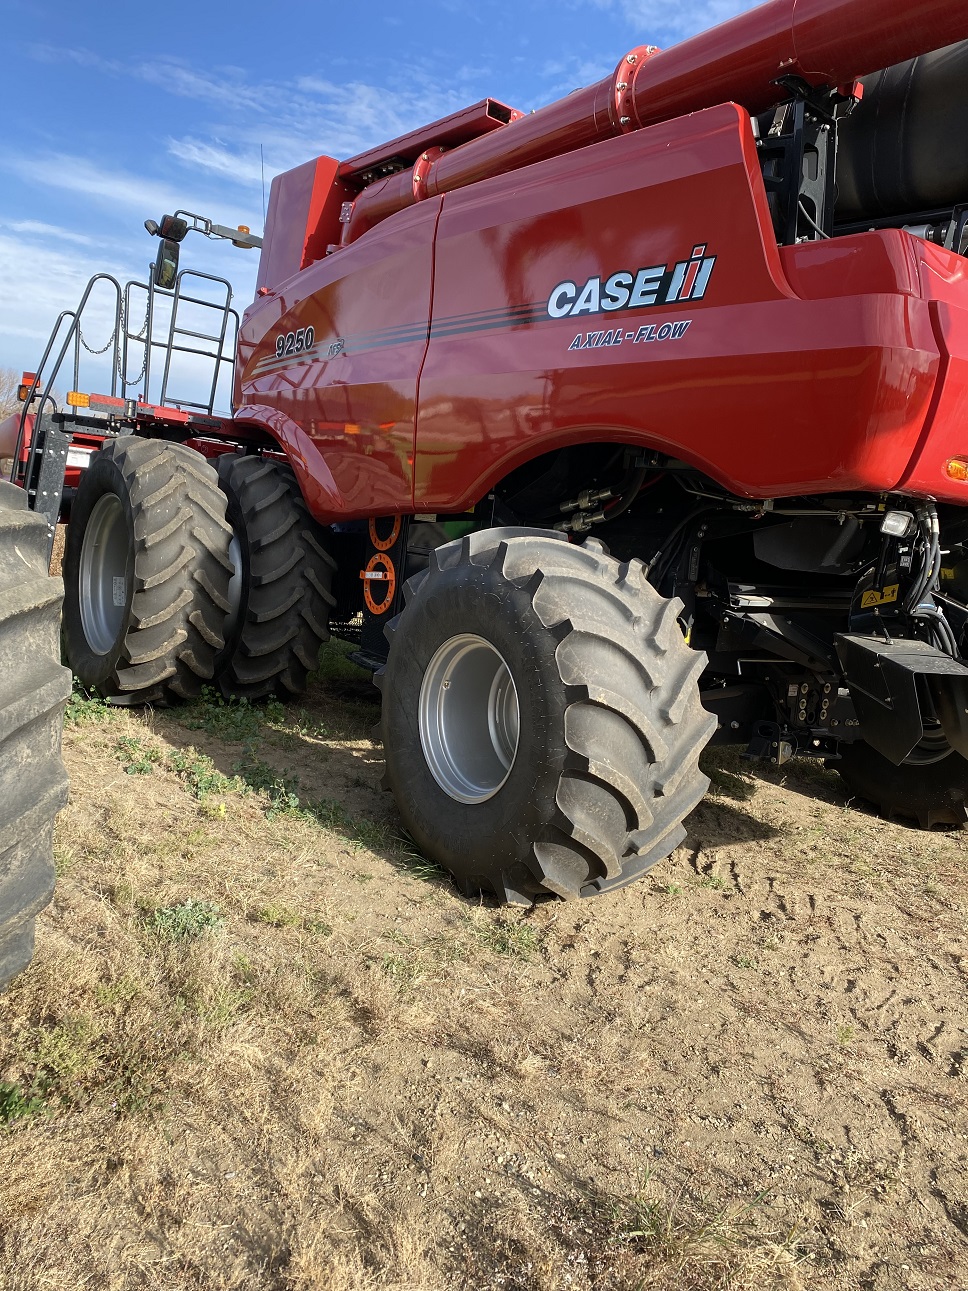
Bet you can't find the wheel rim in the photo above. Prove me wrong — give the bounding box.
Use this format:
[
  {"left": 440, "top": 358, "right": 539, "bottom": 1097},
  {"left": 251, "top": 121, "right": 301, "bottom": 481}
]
[
  {"left": 418, "top": 633, "right": 520, "bottom": 804},
  {"left": 902, "top": 726, "right": 954, "bottom": 766},
  {"left": 78, "top": 493, "right": 129, "bottom": 655}
]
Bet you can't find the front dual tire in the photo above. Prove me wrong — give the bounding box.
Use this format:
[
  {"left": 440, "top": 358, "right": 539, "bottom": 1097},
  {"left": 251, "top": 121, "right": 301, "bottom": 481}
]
[
  {"left": 62, "top": 440, "right": 335, "bottom": 705},
  {"left": 379, "top": 528, "right": 716, "bottom": 903},
  {"left": 63, "top": 437, "right": 234, "bottom": 705}
]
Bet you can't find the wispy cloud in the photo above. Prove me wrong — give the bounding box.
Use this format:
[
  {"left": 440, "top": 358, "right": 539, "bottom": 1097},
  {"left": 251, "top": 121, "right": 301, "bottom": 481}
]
[
  {"left": 538, "top": 53, "right": 618, "bottom": 97},
  {"left": 0, "top": 229, "right": 127, "bottom": 350},
  {"left": 4, "top": 219, "right": 98, "bottom": 246},
  {"left": 581, "top": 0, "right": 760, "bottom": 44},
  {"left": 166, "top": 138, "right": 266, "bottom": 188},
  {"left": 25, "top": 43, "right": 484, "bottom": 182},
  {"left": 0, "top": 152, "right": 260, "bottom": 235},
  {"left": 1, "top": 154, "right": 187, "bottom": 214}
]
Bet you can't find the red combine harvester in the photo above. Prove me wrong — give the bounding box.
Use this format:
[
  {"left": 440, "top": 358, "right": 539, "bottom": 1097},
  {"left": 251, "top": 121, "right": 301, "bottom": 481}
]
[{"left": 4, "top": 0, "right": 968, "bottom": 980}]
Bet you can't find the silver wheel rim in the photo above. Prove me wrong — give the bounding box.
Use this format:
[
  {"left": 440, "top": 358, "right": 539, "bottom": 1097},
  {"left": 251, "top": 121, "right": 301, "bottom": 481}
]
[
  {"left": 224, "top": 532, "right": 243, "bottom": 641},
  {"left": 79, "top": 493, "right": 129, "bottom": 655},
  {"left": 418, "top": 633, "right": 520, "bottom": 804}
]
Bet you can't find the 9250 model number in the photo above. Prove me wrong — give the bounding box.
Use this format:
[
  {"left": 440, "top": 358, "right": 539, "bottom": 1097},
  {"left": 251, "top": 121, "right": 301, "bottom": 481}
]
[{"left": 274, "top": 326, "right": 315, "bottom": 358}]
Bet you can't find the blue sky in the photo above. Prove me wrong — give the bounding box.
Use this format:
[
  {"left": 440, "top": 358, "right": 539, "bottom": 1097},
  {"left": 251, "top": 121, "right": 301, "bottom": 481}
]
[{"left": 0, "top": 0, "right": 753, "bottom": 392}]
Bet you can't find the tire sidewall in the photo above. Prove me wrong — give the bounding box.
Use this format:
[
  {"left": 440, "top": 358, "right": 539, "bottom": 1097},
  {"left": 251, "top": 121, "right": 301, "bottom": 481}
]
[
  {"left": 63, "top": 451, "right": 136, "bottom": 687},
  {"left": 382, "top": 557, "right": 568, "bottom": 879},
  {"left": 214, "top": 454, "right": 252, "bottom": 670}
]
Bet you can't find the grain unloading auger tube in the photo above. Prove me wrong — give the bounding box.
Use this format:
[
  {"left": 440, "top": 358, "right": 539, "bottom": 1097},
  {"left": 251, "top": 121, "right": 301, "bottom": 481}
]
[{"left": 330, "top": 0, "right": 968, "bottom": 249}]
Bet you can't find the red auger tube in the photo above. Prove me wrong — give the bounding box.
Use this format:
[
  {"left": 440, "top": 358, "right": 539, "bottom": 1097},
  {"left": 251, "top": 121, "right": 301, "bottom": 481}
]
[
  {"left": 343, "top": 0, "right": 968, "bottom": 245},
  {"left": 628, "top": 0, "right": 968, "bottom": 125}
]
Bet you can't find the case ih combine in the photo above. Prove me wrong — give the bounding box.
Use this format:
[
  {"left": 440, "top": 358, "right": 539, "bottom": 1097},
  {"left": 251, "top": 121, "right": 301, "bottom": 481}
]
[{"left": 4, "top": 0, "right": 968, "bottom": 983}]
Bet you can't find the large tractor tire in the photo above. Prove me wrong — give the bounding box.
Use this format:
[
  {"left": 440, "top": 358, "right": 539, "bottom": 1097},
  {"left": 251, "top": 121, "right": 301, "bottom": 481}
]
[
  {"left": 836, "top": 740, "right": 968, "bottom": 828},
  {"left": 0, "top": 482, "right": 70, "bottom": 990},
  {"left": 214, "top": 454, "right": 336, "bottom": 700},
  {"left": 63, "top": 437, "right": 233, "bottom": 705},
  {"left": 378, "top": 528, "right": 716, "bottom": 904}
]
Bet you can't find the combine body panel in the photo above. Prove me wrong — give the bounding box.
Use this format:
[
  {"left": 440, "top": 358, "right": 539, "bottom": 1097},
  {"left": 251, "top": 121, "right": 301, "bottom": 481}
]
[
  {"left": 416, "top": 113, "right": 939, "bottom": 507},
  {"left": 895, "top": 240, "right": 968, "bottom": 495},
  {"left": 237, "top": 103, "right": 954, "bottom": 515},
  {"left": 238, "top": 195, "right": 442, "bottom": 518},
  {"left": 11, "top": 0, "right": 968, "bottom": 922}
]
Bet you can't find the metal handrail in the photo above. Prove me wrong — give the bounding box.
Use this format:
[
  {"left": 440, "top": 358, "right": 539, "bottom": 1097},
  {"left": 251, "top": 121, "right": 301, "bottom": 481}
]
[
  {"left": 11, "top": 272, "right": 123, "bottom": 486},
  {"left": 159, "top": 269, "right": 237, "bottom": 413},
  {"left": 9, "top": 267, "right": 239, "bottom": 489},
  {"left": 121, "top": 271, "right": 238, "bottom": 411}
]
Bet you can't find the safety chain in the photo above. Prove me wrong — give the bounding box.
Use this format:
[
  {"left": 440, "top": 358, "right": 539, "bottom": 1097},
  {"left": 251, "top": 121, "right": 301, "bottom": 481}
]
[
  {"left": 119, "top": 291, "right": 151, "bottom": 391},
  {"left": 78, "top": 320, "right": 117, "bottom": 357},
  {"left": 77, "top": 292, "right": 152, "bottom": 394}
]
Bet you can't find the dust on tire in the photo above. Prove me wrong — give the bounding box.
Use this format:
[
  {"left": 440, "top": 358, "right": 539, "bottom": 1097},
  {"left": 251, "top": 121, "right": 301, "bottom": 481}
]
[{"left": 0, "top": 481, "right": 71, "bottom": 989}]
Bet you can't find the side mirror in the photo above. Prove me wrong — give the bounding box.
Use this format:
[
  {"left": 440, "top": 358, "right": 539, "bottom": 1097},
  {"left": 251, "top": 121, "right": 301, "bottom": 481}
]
[{"left": 152, "top": 238, "right": 179, "bottom": 289}]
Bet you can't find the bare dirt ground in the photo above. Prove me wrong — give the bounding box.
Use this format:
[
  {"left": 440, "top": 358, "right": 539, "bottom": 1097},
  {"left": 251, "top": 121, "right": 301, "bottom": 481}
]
[{"left": 1, "top": 645, "right": 966, "bottom": 1290}]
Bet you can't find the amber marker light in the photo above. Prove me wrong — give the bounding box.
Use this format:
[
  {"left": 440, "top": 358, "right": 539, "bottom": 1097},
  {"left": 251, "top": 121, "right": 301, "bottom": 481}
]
[
  {"left": 945, "top": 457, "right": 968, "bottom": 482},
  {"left": 66, "top": 391, "right": 91, "bottom": 408}
]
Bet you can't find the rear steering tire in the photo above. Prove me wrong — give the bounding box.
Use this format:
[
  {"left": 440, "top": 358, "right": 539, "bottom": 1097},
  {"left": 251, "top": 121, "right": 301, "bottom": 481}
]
[
  {"left": 836, "top": 740, "right": 968, "bottom": 827},
  {"left": 378, "top": 528, "right": 715, "bottom": 904},
  {"left": 63, "top": 437, "right": 233, "bottom": 704},
  {"left": 214, "top": 454, "right": 337, "bottom": 700}
]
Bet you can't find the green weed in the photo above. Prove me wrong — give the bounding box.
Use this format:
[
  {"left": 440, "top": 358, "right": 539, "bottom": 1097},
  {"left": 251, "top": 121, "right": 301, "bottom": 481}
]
[
  {"left": 95, "top": 976, "right": 143, "bottom": 1008},
  {"left": 312, "top": 797, "right": 390, "bottom": 851},
  {"left": 53, "top": 843, "right": 77, "bottom": 876},
  {"left": 234, "top": 757, "right": 391, "bottom": 849},
  {"left": 8, "top": 1018, "right": 101, "bottom": 1114},
  {"left": 256, "top": 904, "right": 301, "bottom": 928},
  {"left": 605, "top": 1168, "right": 807, "bottom": 1277},
  {"left": 115, "top": 735, "right": 163, "bottom": 776},
  {"left": 111, "top": 737, "right": 236, "bottom": 800},
  {"left": 699, "top": 874, "right": 729, "bottom": 891},
  {"left": 234, "top": 757, "right": 302, "bottom": 815},
  {"left": 731, "top": 953, "right": 758, "bottom": 970},
  {"left": 0, "top": 1080, "right": 46, "bottom": 1127},
  {"left": 64, "top": 680, "right": 115, "bottom": 726},
  {"left": 179, "top": 687, "right": 286, "bottom": 742},
  {"left": 148, "top": 899, "right": 225, "bottom": 942},
  {"left": 466, "top": 912, "right": 539, "bottom": 960},
  {"left": 166, "top": 747, "right": 237, "bottom": 799},
  {"left": 380, "top": 952, "right": 426, "bottom": 985}
]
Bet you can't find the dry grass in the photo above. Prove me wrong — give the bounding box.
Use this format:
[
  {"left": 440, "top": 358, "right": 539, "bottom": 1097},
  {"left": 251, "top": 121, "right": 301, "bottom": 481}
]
[{"left": 1, "top": 649, "right": 967, "bottom": 1289}]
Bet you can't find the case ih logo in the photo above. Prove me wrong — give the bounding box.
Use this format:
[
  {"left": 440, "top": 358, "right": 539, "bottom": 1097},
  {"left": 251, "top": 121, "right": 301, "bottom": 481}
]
[{"left": 547, "top": 245, "right": 717, "bottom": 319}]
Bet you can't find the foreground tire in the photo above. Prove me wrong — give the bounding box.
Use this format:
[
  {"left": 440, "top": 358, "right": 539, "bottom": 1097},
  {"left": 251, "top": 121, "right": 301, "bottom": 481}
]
[
  {"left": 379, "top": 529, "right": 715, "bottom": 904},
  {"left": 837, "top": 740, "right": 968, "bottom": 827},
  {"left": 214, "top": 455, "right": 336, "bottom": 700},
  {"left": 63, "top": 437, "right": 233, "bottom": 705},
  {"left": 0, "top": 482, "right": 70, "bottom": 990}
]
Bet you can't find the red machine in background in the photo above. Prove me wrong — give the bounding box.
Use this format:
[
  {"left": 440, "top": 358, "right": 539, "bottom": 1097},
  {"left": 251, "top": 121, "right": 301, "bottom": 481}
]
[{"left": 7, "top": 0, "right": 968, "bottom": 930}]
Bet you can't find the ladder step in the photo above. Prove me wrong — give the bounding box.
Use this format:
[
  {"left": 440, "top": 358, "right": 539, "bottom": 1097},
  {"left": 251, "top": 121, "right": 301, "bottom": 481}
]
[
  {"left": 171, "top": 327, "right": 223, "bottom": 343},
  {"left": 165, "top": 343, "right": 222, "bottom": 361}
]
